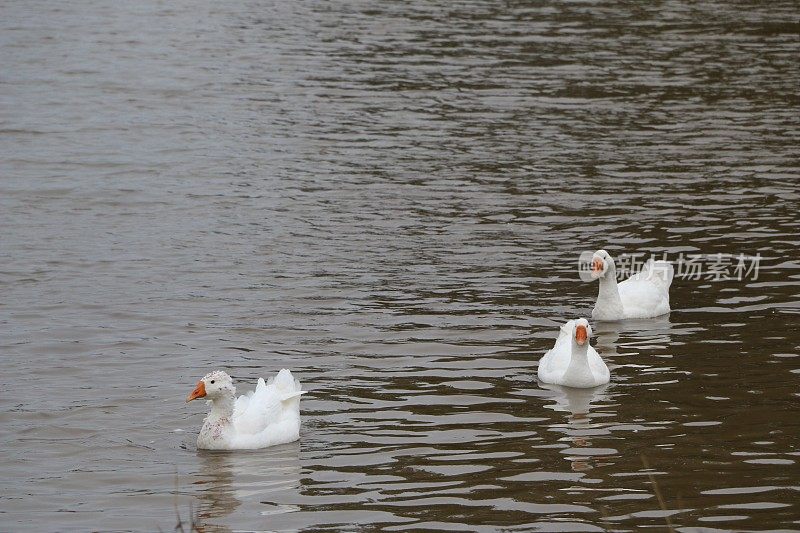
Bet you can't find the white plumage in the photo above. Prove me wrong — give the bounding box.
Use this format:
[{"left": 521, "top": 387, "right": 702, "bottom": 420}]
[
  {"left": 538, "top": 318, "right": 610, "bottom": 388},
  {"left": 590, "top": 249, "right": 673, "bottom": 321},
  {"left": 186, "top": 369, "right": 305, "bottom": 451}
]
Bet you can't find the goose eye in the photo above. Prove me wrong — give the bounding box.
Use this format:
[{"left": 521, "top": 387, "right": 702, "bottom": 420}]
[{"left": 210, "top": 380, "right": 215, "bottom": 384}]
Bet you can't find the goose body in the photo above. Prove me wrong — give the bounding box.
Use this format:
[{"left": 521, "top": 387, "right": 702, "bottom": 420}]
[
  {"left": 186, "top": 369, "right": 304, "bottom": 450},
  {"left": 538, "top": 319, "right": 610, "bottom": 388},
  {"left": 590, "top": 250, "right": 673, "bottom": 321}
]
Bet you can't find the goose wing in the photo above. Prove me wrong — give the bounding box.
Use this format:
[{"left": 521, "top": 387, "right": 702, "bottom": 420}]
[{"left": 233, "top": 369, "right": 304, "bottom": 437}]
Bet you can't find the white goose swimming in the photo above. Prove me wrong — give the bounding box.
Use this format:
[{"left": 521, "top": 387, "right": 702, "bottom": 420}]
[
  {"left": 590, "top": 249, "right": 673, "bottom": 321},
  {"left": 186, "top": 369, "right": 305, "bottom": 450},
  {"left": 538, "top": 318, "right": 610, "bottom": 388}
]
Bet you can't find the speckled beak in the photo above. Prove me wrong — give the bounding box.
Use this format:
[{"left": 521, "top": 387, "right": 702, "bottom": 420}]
[
  {"left": 575, "top": 325, "right": 588, "bottom": 346},
  {"left": 186, "top": 380, "right": 206, "bottom": 402}
]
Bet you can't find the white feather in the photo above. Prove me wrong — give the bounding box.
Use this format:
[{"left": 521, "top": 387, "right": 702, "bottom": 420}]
[
  {"left": 194, "top": 369, "right": 305, "bottom": 451},
  {"left": 538, "top": 319, "right": 610, "bottom": 388},
  {"left": 592, "top": 251, "right": 673, "bottom": 320}
]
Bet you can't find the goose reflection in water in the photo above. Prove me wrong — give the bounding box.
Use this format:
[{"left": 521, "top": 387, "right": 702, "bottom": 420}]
[
  {"left": 539, "top": 381, "right": 612, "bottom": 472},
  {"left": 593, "top": 314, "right": 676, "bottom": 361},
  {"left": 538, "top": 314, "right": 677, "bottom": 472},
  {"left": 193, "top": 442, "right": 302, "bottom": 531}
]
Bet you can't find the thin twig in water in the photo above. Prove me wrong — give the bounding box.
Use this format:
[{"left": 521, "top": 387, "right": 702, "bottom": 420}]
[
  {"left": 171, "top": 473, "right": 202, "bottom": 533},
  {"left": 641, "top": 454, "right": 675, "bottom": 533},
  {"left": 125, "top": 438, "right": 155, "bottom": 451},
  {"left": 174, "top": 474, "right": 184, "bottom": 533}
]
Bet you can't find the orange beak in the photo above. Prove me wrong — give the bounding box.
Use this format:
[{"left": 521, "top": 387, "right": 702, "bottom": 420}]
[
  {"left": 591, "top": 258, "right": 604, "bottom": 274},
  {"left": 575, "top": 325, "right": 588, "bottom": 345},
  {"left": 186, "top": 380, "right": 206, "bottom": 403}
]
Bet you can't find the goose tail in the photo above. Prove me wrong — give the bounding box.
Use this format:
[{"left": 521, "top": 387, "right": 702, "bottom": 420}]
[{"left": 272, "top": 368, "right": 306, "bottom": 402}]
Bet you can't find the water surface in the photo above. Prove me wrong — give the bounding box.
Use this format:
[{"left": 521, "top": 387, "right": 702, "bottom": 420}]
[{"left": 1, "top": 0, "right": 799, "bottom": 531}]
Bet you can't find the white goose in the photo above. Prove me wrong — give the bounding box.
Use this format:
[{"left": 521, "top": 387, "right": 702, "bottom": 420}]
[
  {"left": 590, "top": 249, "right": 673, "bottom": 321},
  {"left": 186, "top": 369, "right": 305, "bottom": 450},
  {"left": 538, "top": 318, "right": 609, "bottom": 388}
]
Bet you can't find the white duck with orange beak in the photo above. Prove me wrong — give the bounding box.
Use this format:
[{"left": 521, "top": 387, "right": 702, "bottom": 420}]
[
  {"left": 186, "top": 369, "right": 305, "bottom": 450},
  {"left": 589, "top": 249, "right": 673, "bottom": 321},
  {"left": 538, "top": 319, "right": 609, "bottom": 388}
]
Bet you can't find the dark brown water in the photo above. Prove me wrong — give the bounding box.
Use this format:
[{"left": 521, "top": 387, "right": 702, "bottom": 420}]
[{"left": 2, "top": 0, "right": 799, "bottom": 531}]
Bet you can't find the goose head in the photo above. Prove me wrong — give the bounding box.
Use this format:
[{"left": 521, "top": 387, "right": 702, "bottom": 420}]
[
  {"left": 590, "top": 249, "right": 614, "bottom": 280},
  {"left": 186, "top": 370, "right": 235, "bottom": 402},
  {"left": 573, "top": 318, "right": 592, "bottom": 347}
]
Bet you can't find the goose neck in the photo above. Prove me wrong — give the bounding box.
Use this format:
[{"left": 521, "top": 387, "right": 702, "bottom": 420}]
[
  {"left": 570, "top": 341, "right": 590, "bottom": 363},
  {"left": 597, "top": 268, "right": 623, "bottom": 307},
  {"left": 564, "top": 341, "right": 592, "bottom": 383},
  {"left": 208, "top": 393, "right": 235, "bottom": 421}
]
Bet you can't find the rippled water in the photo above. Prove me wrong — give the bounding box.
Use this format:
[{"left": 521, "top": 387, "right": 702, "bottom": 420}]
[{"left": 2, "top": 0, "right": 799, "bottom": 531}]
